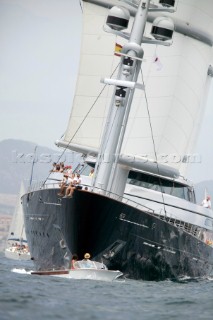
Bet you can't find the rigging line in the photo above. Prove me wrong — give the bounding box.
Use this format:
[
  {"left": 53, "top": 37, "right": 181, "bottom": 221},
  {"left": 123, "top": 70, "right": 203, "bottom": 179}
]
[
  {"left": 79, "top": 0, "right": 83, "bottom": 12},
  {"left": 41, "top": 63, "right": 120, "bottom": 187},
  {"left": 59, "top": 131, "right": 65, "bottom": 140},
  {"left": 140, "top": 68, "right": 167, "bottom": 215},
  {"left": 121, "top": 45, "right": 159, "bottom": 152}
]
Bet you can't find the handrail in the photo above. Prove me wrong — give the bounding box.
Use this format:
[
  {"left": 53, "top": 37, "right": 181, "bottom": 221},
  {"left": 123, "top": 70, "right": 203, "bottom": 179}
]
[
  {"left": 27, "top": 181, "right": 213, "bottom": 222},
  {"left": 27, "top": 181, "right": 154, "bottom": 214},
  {"left": 26, "top": 180, "right": 213, "bottom": 244}
]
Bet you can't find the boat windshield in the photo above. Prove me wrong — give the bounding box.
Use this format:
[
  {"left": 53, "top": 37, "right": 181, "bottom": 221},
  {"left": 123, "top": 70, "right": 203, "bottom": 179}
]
[{"left": 73, "top": 260, "right": 107, "bottom": 270}]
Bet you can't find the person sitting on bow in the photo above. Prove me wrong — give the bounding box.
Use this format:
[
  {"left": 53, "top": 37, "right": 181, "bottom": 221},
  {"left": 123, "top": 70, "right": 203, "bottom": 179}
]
[
  {"left": 65, "top": 174, "right": 82, "bottom": 197},
  {"left": 57, "top": 174, "right": 70, "bottom": 197}
]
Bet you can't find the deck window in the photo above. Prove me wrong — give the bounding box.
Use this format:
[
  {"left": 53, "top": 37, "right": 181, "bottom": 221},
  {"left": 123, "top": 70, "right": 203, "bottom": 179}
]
[{"left": 127, "top": 171, "right": 195, "bottom": 202}]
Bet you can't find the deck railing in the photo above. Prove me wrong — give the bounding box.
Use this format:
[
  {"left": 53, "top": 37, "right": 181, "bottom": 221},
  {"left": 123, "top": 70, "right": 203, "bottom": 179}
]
[
  {"left": 27, "top": 180, "right": 155, "bottom": 214},
  {"left": 27, "top": 180, "right": 212, "bottom": 244}
]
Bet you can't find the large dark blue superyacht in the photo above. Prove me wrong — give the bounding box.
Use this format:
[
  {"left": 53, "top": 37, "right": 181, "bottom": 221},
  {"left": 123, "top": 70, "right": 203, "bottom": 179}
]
[{"left": 22, "top": 0, "right": 213, "bottom": 280}]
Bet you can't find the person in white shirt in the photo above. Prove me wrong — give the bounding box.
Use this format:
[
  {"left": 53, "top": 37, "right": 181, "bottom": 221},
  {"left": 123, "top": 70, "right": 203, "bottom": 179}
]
[
  {"left": 202, "top": 195, "right": 211, "bottom": 209},
  {"left": 81, "top": 253, "right": 95, "bottom": 268}
]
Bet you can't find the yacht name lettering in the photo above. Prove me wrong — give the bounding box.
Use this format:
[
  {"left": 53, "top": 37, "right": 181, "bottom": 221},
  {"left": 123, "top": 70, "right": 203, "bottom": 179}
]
[{"left": 119, "top": 215, "right": 149, "bottom": 229}]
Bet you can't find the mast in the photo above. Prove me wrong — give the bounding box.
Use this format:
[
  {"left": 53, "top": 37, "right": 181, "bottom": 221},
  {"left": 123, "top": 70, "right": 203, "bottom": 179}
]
[
  {"left": 93, "top": 0, "right": 151, "bottom": 193},
  {"left": 29, "top": 145, "right": 37, "bottom": 188},
  {"left": 57, "top": 1, "right": 213, "bottom": 179}
]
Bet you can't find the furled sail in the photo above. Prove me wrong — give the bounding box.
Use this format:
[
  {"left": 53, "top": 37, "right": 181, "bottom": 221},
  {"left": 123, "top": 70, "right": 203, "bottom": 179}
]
[{"left": 61, "top": 0, "right": 213, "bottom": 176}]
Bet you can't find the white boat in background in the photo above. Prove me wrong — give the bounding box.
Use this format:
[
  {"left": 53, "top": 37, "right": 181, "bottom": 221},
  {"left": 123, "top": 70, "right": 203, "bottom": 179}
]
[
  {"left": 31, "top": 260, "right": 123, "bottom": 282},
  {"left": 5, "top": 183, "right": 31, "bottom": 261},
  {"left": 5, "top": 246, "right": 30, "bottom": 260}
]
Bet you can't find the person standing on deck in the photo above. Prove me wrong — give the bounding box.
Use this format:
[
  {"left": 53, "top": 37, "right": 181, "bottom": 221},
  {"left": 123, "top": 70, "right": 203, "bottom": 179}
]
[{"left": 202, "top": 195, "right": 211, "bottom": 209}]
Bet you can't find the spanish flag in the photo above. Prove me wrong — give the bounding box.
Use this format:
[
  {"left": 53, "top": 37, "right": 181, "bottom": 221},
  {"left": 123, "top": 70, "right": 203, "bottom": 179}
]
[{"left": 114, "top": 43, "right": 123, "bottom": 56}]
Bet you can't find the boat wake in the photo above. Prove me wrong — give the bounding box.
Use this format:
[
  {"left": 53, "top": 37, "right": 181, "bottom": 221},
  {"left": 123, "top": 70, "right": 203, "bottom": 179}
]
[
  {"left": 205, "top": 276, "right": 213, "bottom": 281},
  {"left": 175, "top": 274, "right": 213, "bottom": 283},
  {"left": 11, "top": 268, "right": 33, "bottom": 275}
]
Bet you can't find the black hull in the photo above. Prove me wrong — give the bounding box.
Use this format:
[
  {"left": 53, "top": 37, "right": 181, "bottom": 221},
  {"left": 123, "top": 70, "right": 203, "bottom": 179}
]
[{"left": 22, "top": 189, "right": 213, "bottom": 280}]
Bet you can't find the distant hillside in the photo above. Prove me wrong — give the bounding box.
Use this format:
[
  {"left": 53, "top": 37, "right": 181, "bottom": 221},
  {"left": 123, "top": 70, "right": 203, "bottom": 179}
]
[
  {"left": 1, "top": 139, "right": 212, "bottom": 206},
  {"left": 0, "top": 139, "right": 81, "bottom": 195}
]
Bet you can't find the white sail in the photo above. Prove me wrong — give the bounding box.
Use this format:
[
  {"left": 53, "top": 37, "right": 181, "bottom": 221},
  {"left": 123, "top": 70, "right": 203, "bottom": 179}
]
[
  {"left": 62, "top": 0, "right": 213, "bottom": 176},
  {"left": 63, "top": 1, "right": 117, "bottom": 149},
  {"left": 7, "top": 182, "right": 27, "bottom": 242}
]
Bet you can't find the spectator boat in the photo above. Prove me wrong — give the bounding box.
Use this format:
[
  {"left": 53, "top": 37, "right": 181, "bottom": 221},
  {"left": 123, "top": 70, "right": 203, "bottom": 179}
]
[{"left": 5, "top": 183, "right": 30, "bottom": 260}]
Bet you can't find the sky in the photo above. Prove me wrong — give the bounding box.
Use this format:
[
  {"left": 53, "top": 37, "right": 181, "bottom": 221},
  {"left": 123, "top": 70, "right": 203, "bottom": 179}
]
[
  {"left": 0, "top": 0, "right": 81, "bottom": 149},
  {"left": 0, "top": 0, "right": 213, "bottom": 183}
]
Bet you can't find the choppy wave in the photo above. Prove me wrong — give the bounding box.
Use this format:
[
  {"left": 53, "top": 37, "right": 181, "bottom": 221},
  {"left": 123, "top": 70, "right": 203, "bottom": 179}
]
[
  {"left": 174, "top": 274, "right": 213, "bottom": 283},
  {"left": 1, "top": 253, "right": 213, "bottom": 320}
]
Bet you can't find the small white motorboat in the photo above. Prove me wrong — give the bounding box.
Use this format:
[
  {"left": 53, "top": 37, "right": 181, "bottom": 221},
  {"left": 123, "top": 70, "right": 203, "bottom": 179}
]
[{"left": 31, "top": 261, "right": 123, "bottom": 282}]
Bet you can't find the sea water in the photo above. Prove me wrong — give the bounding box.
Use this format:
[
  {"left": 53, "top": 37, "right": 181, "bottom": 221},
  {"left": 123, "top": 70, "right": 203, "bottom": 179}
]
[{"left": 0, "top": 252, "right": 213, "bottom": 320}]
